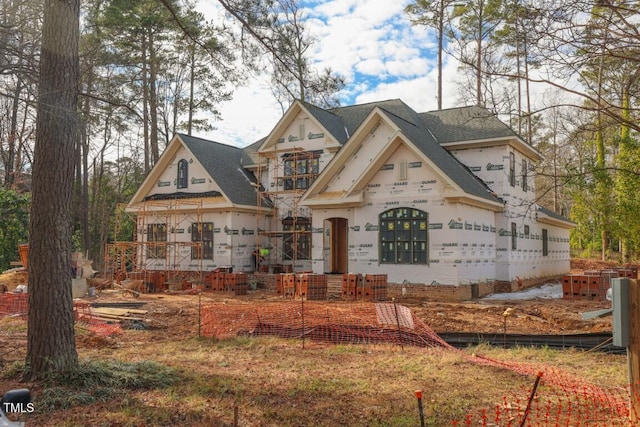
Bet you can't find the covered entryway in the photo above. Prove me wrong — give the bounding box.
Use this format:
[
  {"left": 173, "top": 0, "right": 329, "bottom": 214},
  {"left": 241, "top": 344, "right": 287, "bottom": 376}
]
[{"left": 323, "top": 217, "right": 348, "bottom": 274}]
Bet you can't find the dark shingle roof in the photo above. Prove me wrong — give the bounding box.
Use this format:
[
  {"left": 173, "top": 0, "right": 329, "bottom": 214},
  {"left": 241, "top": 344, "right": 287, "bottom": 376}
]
[
  {"left": 382, "top": 112, "right": 502, "bottom": 204},
  {"left": 301, "top": 102, "right": 350, "bottom": 144},
  {"left": 178, "top": 134, "right": 260, "bottom": 207},
  {"left": 419, "top": 105, "right": 519, "bottom": 144},
  {"left": 329, "top": 99, "right": 425, "bottom": 137},
  {"left": 537, "top": 205, "right": 573, "bottom": 224}
]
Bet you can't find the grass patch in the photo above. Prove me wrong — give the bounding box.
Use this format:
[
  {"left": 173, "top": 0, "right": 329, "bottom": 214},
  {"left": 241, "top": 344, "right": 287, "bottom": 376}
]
[{"left": 6, "top": 359, "right": 180, "bottom": 412}]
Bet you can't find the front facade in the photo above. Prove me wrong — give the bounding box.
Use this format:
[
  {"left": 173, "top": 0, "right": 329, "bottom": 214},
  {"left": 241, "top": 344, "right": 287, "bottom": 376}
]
[{"left": 126, "top": 99, "right": 573, "bottom": 289}]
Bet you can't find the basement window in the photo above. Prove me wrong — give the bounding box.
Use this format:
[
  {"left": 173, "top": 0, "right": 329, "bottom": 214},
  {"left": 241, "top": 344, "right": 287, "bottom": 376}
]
[
  {"left": 191, "top": 222, "right": 214, "bottom": 260},
  {"left": 379, "top": 208, "right": 428, "bottom": 265},
  {"left": 511, "top": 222, "right": 517, "bottom": 250},
  {"left": 147, "top": 224, "right": 167, "bottom": 259}
]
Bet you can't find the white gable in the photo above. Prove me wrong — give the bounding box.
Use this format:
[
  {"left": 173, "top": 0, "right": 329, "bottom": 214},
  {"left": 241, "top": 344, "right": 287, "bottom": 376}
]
[
  {"left": 151, "top": 145, "right": 223, "bottom": 196},
  {"left": 264, "top": 112, "right": 330, "bottom": 153}
]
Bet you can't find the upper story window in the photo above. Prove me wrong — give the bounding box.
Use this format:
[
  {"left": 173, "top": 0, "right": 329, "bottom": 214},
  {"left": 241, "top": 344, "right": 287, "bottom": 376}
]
[
  {"left": 177, "top": 159, "right": 188, "bottom": 189},
  {"left": 379, "top": 208, "right": 429, "bottom": 265},
  {"left": 283, "top": 151, "right": 320, "bottom": 190},
  {"left": 509, "top": 152, "right": 516, "bottom": 187},
  {"left": 522, "top": 159, "right": 528, "bottom": 191}
]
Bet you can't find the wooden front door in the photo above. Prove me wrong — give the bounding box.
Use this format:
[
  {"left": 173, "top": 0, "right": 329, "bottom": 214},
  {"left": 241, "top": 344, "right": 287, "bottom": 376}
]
[{"left": 327, "top": 217, "right": 348, "bottom": 274}]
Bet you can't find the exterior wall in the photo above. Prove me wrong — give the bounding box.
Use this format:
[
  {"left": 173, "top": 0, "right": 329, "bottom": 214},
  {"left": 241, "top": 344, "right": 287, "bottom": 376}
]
[
  {"left": 310, "top": 143, "right": 501, "bottom": 284},
  {"left": 449, "top": 144, "right": 572, "bottom": 283},
  {"left": 138, "top": 211, "right": 259, "bottom": 273},
  {"left": 259, "top": 111, "right": 335, "bottom": 271}
]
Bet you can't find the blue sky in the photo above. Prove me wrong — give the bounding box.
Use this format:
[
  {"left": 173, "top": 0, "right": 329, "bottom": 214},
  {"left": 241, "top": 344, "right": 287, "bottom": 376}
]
[{"left": 198, "top": 0, "right": 463, "bottom": 147}]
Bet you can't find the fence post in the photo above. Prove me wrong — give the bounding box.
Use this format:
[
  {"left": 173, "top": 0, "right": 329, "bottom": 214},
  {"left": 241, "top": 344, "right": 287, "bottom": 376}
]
[
  {"left": 301, "top": 295, "right": 305, "bottom": 350},
  {"left": 629, "top": 279, "right": 640, "bottom": 422}
]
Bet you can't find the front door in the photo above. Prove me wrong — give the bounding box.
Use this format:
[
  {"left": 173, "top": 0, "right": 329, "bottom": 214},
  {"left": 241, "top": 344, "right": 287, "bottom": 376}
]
[{"left": 324, "top": 217, "right": 348, "bottom": 274}]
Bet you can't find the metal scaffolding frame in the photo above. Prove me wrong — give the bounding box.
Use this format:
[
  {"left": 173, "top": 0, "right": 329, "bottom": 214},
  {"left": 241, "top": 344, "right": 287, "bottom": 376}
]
[
  {"left": 256, "top": 147, "right": 317, "bottom": 270},
  {"left": 105, "top": 199, "right": 206, "bottom": 286}
]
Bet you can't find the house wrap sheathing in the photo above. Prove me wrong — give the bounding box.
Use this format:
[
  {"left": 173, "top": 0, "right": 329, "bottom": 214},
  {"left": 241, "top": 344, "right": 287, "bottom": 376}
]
[{"left": 126, "top": 99, "right": 573, "bottom": 288}]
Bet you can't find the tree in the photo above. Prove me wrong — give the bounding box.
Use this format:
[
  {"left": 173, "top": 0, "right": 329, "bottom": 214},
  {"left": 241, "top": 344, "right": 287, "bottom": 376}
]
[
  {"left": 215, "top": 0, "right": 344, "bottom": 109},
  {"left": 448, "top": 0, "right": 505, "bottom": 107},
  {"left": 268, "top": 0, "right": 344, "bottom": 110},
  {"left": 405, "top": 0, "right": 458, "bottom": 110},
  {"left": 26, "top": 0, "right": 80, "bottom": 379},
  {"left": 0, "top": 189, "right": 29, "bottom": 271}
]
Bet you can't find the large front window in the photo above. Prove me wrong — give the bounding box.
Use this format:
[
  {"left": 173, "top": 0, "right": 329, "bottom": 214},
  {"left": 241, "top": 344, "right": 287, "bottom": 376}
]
[
  {"left": 191, "top": 222, "right": 213, "bottom": 260},
  {"left": 147, "top": 224, "right": 167, "bottom": 259},
  {"left": 283, "top": 152, "right": 320, "bottom": 190},
  {"left": 379, "top": 208, "right": 428, "bottom": 264},
  {"left": 283, "top": 217, "right": 311, "bottom": 260}
]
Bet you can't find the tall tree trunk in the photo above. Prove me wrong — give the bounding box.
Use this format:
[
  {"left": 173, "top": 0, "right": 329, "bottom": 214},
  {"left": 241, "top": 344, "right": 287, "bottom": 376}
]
[
  {"left": 475, "top": 0, "right": 483, "bottom": 107},
  {"left": 437, "top": 0, "right": 444, "bottom": 110},
  {"left": 149, "top": 28, "right": 160, "bottom": 166},
  {"left": 26, "top": 0, "right": 80, "bottom": 379},
  {"left": 142, "top": 40, "right": 150, "bottom": 174}
]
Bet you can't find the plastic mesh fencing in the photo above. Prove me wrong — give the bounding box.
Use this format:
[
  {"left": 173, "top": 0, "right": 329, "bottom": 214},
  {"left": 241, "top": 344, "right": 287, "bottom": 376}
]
[
  {"left": 201, "top": 300, "right": 453, "bottom": 349},
  {"left": 0, "top": 293, "right": 28, "bottom": 317},
  {"left": 0, "top": 294, "right": 121, "bottom": 337},
  {"left": 201, "top": 299, "right": 633, "bottom": 426}
]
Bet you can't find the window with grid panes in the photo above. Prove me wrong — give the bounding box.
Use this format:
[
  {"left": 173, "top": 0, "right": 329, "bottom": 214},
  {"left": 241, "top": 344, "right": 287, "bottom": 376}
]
[
  {"left": 283, "top": 152, "right": 320, "bottom": 190},
  {"left": 379, "top": 208, "right": 428, "bottom": 264},
  {"left": 147, "top": 224, "right": 167, "bottom": 259},
  {"left": 191, "top": 222, "right": 213, "bottom": 260},
  {"left": 282, "top": 217, "right": 311, "bottom": 260}
]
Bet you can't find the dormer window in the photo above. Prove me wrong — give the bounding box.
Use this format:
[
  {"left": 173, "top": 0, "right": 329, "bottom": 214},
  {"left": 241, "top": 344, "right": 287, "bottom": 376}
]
[{"left": 177, "top": 159, "right": 188, "bottom": 189}]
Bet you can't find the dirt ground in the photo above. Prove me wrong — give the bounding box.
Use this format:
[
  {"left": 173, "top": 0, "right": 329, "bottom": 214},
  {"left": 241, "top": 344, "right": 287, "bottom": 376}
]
[
  {"left": 1, "top": 258, "right": 623, "bottom": 344},
  {"left": 0, "top": 259, "right": 627, "bottom": 426}
]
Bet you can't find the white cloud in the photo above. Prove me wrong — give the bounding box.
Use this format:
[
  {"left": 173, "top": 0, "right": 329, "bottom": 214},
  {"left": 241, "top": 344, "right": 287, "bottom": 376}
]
[{"left": 198, "top": 0, "right": 448, "bottom": 146}]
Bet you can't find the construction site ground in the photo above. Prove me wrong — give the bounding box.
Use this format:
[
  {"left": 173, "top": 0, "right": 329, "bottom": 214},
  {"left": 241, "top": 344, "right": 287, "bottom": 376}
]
[
  {"left": 1, "top": 258, "right": 622, "bottom": 356},
  {"left": 0, "top": 258, "right": 630, "bottom": 426}
]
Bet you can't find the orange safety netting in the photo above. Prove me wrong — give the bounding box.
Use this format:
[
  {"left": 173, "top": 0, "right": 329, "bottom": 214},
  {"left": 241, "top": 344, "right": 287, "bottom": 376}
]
[
  {"left": 201, "top": 300, "right": 633, "bottom": 426},
  {"left": 0, "top": 294, "right": 120, "bottom": 337},
  {"left": 0, "top": 293, "right": 28, "bottom": 317},
  {"left": 201, "top": 300, "right": 453, "bottom": 349}
]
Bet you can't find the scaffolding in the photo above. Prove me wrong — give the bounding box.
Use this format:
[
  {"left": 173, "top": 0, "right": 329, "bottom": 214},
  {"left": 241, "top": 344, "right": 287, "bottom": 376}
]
[
  {"left": 256, "top": 148, "right": 318, "bottom": 271},
  {"left": 105, "top": 198, "right": 205, "bottom": 289}
]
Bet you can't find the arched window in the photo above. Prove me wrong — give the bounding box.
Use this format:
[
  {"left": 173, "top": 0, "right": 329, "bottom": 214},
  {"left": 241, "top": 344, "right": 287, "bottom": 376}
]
[
  {"left": 379, "top": 208, "right": 428, "bottom": 265},
  {"left": 177, "top": 159, "right": 188, "bottom": 189}
]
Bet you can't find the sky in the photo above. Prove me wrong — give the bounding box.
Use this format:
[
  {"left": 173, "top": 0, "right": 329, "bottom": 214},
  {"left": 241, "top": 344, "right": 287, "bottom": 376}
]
[{"left": 197, "top": 0, "right": 464, "bottom": 148}]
